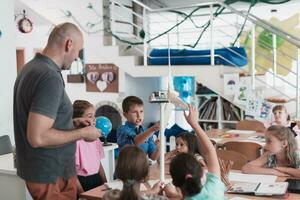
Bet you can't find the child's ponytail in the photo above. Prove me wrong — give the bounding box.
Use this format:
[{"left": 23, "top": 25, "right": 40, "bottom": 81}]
[
  {"left": 170, "top": 153, "right": 202, "bottom": 197},
  {"left": 119, "top": 180, "right": 139, "bottom": 200},
  {"left": 182, "top": 173, "right": 202, "bottom": 196}
]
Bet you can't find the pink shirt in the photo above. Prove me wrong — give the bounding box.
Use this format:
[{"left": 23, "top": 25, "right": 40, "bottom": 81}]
[{"left": 75, "top": 139, "right": 105, "bottom": 176}]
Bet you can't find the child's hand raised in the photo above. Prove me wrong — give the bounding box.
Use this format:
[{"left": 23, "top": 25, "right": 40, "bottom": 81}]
[
  {"left": 155, "top": 139, "right": 160, "bottom": 148},
  {"left": 150, "top": 122, "right": 160, "bottom": 132},
  {"left": 184, "top": 104, "right": 199, "bottom": 127}
]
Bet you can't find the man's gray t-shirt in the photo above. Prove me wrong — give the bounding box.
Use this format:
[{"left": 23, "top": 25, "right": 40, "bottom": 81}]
[{"left": 13, "top": 53, "right": 76, "bottom": 183}]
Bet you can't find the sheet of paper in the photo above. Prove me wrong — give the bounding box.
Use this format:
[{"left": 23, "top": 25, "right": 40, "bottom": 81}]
[
  {"left": 255, "top": 182, "right": 288, "bottom": 196},
  {"left": 229, "top": 172, "right": 277, "bottom": 183},
  {"left": 226, "top": 130, "right": 256, "bottom": 134}
]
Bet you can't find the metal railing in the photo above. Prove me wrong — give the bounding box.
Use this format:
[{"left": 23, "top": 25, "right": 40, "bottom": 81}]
[{"left": 108, "top": 0, "right": 300, "bottom": 117}]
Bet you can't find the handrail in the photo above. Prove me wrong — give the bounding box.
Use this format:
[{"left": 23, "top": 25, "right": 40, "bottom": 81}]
[
  {"left": 119, "top": 0, "right": 300, "bottom": 47},
  {"left": 215, "top": 0, "right": 300, "bottom": 47},
  {"left": 111, "top": 0, "right": 300, "bottom": 112}
]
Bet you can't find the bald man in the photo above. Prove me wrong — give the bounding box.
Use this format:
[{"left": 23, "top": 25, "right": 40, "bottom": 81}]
[{"left": 13, "top": 22, "right": 100, "bottom": 199}]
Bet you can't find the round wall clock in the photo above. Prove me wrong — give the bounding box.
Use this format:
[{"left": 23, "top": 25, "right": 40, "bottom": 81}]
[{"left": 18, "top": 17, "right": 33, "bottom": 33}]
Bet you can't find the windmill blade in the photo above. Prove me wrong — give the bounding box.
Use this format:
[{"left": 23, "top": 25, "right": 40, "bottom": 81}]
[{"left": 167, "top": 88, "right": 189, "bottom": 110}]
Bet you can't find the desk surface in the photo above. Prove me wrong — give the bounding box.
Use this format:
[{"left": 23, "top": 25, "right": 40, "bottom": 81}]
[
  {"left": 102, "top": 143, "right": 118, "bottom": 151},
  {"left": 80, "top": 165, "right": 300, "bottom": 200},
  {"left": 207, "top": 129, "right": 265, "bottom": 146}
]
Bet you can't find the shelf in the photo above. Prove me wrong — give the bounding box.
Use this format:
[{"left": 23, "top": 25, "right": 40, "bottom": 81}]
[
  {"left": 198, "top": 119, "right": 218, "bottom": 123},
  {"left": 196, "top": 93, "right": 244, "bottom": 130},
  {"left": 222, "top": 121, "right": 238, "bottom": 124},
  {"left": 196, "top": 94, "right": 218, "bottom": 97}
]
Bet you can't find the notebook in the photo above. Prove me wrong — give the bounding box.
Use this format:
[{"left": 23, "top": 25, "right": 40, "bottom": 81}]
[
  {"left": 286, "top": 179, "right": 300, "bottom": 194},
  {"left": 227, "top": 182, "right": 288, "bottom": 196}
]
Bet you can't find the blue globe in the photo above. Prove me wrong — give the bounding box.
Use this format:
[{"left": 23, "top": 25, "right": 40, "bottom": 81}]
[{"left": 95, "top": 116, "right": 112, "bottom": 138}]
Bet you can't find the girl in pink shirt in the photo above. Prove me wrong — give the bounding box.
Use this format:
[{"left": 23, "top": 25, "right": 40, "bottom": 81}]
[{"left": 73, "top": 100, "right": 107, "bottom": 195}]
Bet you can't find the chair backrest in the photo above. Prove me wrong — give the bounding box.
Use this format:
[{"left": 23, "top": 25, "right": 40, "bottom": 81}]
[
  {"left": 217, "top": 149, "right": 247, "bottom": 170},
  {"left": 0, "top": 135, "right": 13, "bottom": 155},
  {"left": 236, "top": 120, "right": 266, "bottom": 132},
  {"left": 223, "top": 141, "right": 262, "bottom": 161}
]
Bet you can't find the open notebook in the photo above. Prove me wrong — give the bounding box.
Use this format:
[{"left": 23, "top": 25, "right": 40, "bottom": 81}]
[{"left": 227, "top": 182, "right": 288, "bottom": 196}]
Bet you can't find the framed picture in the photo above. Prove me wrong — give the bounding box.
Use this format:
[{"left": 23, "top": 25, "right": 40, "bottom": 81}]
[{"left": 85, "top": 63, "right": 119, "bottom": 93}]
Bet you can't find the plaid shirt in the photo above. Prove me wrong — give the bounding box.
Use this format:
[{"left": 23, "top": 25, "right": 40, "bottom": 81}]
[{"left": 117, "top": 121, "right": 156, "bottom": 157}]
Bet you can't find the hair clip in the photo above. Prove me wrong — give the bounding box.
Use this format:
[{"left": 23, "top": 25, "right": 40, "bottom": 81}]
[
  {"left": 124, "top": 179, "right": 135, "bottom": 188},
  {"left": 185, "top": 173, "right": 193, "bottom": 180}
]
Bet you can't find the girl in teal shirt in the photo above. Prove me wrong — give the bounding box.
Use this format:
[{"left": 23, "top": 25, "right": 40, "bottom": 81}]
[{"left": 164, "top": 105, "right": 226, "bottom": 200}]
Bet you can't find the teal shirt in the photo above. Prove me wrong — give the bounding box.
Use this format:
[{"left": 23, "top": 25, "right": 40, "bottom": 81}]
[{"left": 185, "top": 172, "right": 226, "bottom": 200}]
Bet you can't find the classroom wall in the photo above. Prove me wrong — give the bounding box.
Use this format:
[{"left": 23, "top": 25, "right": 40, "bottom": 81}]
[
  {"left": 4, "top": 0, "right": 300, "bottom": 144},
  {"left": 0, "top": 0, "right": 17, "bottom": 143}
]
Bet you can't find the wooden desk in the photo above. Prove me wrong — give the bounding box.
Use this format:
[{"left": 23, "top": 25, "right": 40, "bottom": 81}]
[
  {"left": 80, "top": 170, "right": 300, "bottom": 200},
  {"left": 80, "top": 163, "right": 170, "bottom": 200},
  {"left": 207, "top": 129, "right": 265, "bottom": 146},
  {"left": 80, "top": 165, "right": 300, "bottom": 200}
]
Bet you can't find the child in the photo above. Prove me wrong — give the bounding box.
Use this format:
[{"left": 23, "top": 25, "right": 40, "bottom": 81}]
[
  {"left": 165, "top": 133, "right": 206, "bottom": 167},
  {"left": 164, "top": 105, "right": 225, "bottom": 200},
  {"left": 266, "top": 105, "right": 291, "bottom": 127},
  {"left": 117, "top": 96, "right": 160, "bottom": 161},
  {"left": 73, "top": 100, "right": 107, "bottom": 194},
  {"left": 103, "top": 145, "right": 167, "bottom": 200},
  {"left": 242, "top": 125, "right": 300, "bottom": 177}
]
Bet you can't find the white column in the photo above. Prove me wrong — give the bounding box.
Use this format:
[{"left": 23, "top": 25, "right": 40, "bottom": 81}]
[{"left": 159, "top": 103, "right": 166, "bottom": 182}]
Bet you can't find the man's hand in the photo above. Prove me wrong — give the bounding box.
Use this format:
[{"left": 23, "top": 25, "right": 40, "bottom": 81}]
[
  {"left": 73, "top": 117, "right": 95, "bottom": 128},
  {"left": 81, "top": 126, "right": 101, "bottom": 142}
]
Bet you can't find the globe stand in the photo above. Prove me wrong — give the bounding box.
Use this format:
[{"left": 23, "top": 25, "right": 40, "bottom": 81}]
[{"left": 102, "top": 137, "right": 112, "bottom": 146}]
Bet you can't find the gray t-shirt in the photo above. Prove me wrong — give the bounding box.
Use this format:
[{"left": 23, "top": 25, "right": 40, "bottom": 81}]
[{"left": 13, "top": 53, "right": 75, "bottom": 183}]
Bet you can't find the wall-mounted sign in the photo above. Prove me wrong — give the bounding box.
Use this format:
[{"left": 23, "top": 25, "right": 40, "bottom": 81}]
[{"left": 85, "top": 63, "right": 119, "bottom": 93}]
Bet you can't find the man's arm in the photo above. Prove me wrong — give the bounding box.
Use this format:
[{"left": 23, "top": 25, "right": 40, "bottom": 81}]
[{"left": 27, "top": 112, "right": 100, "bottom": 148}]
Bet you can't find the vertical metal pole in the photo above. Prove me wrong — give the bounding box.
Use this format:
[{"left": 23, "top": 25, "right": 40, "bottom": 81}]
[
  {"left": 159, "top": 103, "right": 166, "bottom": 182},
  {"left": 110, "top": 0, "right": 116, "bottom": 45},
  {"left": 143, "top": 7, "right": 148, "bottom": 66},
  {"left": 236, "top": 15, "right": 240, "bottom": 48},
  {"left": 296, "top": 49, "right": 300, "bottom": 118},
  {"left": 210, "top": 4, "right": 215, "bottom": 66},
  {"left": 272, "top": 34, "right": 277, "bottom": 86},
  {"left": 251, "top": 24, "right": 256, "bottom": 90},
  {"left": 217, "top": 95, "right": 223, "bottom": 129},
  {"left": 176, "top": 15, "right": 179, "bottom": 48}
]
